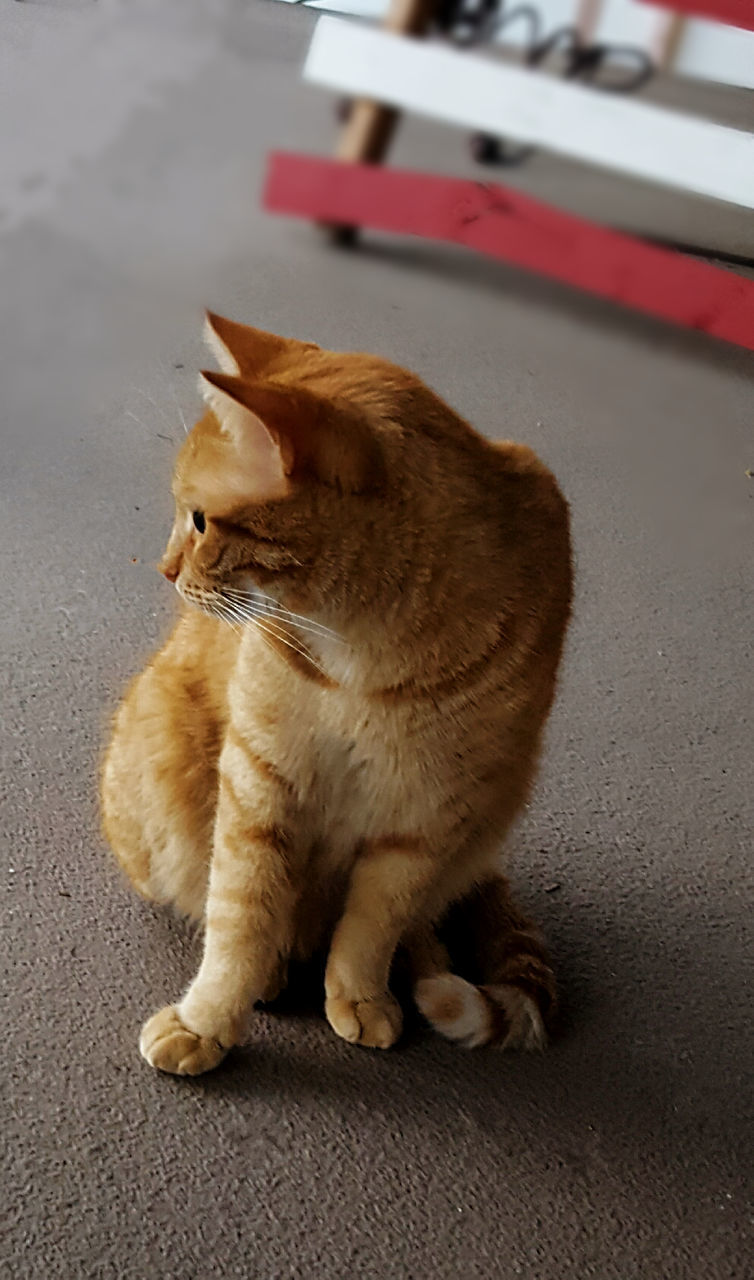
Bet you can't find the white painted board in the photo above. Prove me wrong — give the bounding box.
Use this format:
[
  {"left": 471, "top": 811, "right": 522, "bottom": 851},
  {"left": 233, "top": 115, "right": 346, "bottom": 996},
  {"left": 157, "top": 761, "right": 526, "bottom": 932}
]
[{"left": 305, "top": 16, "right": 754, "bottom": 208}]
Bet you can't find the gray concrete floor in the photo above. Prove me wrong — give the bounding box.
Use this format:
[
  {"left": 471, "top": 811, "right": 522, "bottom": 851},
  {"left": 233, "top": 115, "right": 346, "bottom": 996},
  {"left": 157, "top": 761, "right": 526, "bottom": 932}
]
[{"left": 2, "top": 3, "right": 752, "bottom": 1277}]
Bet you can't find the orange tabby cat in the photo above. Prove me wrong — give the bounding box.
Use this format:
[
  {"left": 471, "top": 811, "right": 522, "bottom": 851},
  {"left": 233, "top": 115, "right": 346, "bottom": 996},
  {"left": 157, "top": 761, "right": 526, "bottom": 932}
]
[{"left": 101, "top": 313, "right": 572, "bottom": 1075}]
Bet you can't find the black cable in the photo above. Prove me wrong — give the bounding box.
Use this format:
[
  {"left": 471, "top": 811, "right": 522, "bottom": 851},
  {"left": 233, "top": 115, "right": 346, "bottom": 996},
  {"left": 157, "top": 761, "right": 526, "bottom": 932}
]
[{"left": 436, "top": 0, "right": 655, "bottom": 168}]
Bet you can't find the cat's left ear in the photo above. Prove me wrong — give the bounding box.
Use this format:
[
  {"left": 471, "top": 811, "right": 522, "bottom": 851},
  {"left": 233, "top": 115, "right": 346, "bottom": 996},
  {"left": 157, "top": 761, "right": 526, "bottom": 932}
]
[
  {"left": 203, "top": 311, "right": 319, "bottom": 377},
  {"left": 199, "top": 370, "right": 384, "bottom": 495}
]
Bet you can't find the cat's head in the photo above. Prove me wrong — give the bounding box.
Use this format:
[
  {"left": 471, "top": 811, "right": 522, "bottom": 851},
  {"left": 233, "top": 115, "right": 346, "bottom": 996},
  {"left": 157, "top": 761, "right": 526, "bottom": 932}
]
[{"left": 159, "top": 313, "right": 415, "bottom": 631}]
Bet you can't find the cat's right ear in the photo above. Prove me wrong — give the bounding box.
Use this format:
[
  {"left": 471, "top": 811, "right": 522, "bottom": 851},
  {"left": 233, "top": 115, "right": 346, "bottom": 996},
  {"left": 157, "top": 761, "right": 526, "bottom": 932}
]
[{"left": 199, "top": 370, "right": 291, "bottom": 501}]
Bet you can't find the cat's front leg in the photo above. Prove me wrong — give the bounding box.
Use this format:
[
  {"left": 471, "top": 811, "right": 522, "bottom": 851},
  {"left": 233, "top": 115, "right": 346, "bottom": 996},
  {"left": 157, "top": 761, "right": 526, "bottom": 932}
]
[
  {"left": 140, "top": 744, "right": 300, "bottom": 1076},
  {"left": 325, "top": 838, "right": 439, "bottom": 1049}
]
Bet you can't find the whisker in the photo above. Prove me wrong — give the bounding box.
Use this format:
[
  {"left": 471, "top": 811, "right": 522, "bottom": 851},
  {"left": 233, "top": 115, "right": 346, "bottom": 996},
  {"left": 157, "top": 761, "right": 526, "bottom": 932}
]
[
  {"left": 213, "top": 594, "right": 288, "bottom": 666},
  {"left": 124, "top": 409, "right": 151, "bottom": 434},
  {"left": 216, "top": 597, "right": 251, "bottom": 633},
  {"left": 132, "top": 387, "right": 173, "bottom": 426},
  {"left": 253, "top": 590, "right": 343, "bottom": 639},
  {"left": 263, "top": 612, "right": 345, "bottom": 647},
  {"left": 221, "top": 593, "right": 308, "bottom": 647},
  {"left": 222, "top": 598, "right": 330, "bottom": 672},
  {"left": 221, "top": 588, "right": 345, "bottom": 644},
  {"left": 246, "top": 620, "right": 278, "bottom": 665},
  {"left": 207, "top": 595, "right": 238, "bottom": 626},
  {"left": 207, "top": 599, "right": 243, "bottom": 636},
  {"left": 225, "top": 602, "right": 343, "bottom": 646},
  {"left": 125, "top": 407, "right": 175, "bottom": 443},
  {"left": 167, "top": 382, "right": 189, "bottom": 436},
  {"left": 180, "top": 586, "right": 242, "bottom": 635},
  {"left": 251, "top": 616, "right": 330, "bottom": 676},
  {"left": 179, "top": 586, "right": 329, "bottom": 671},
  {"left": 220, "top": 593, "right": 337, "bottom": 654}
]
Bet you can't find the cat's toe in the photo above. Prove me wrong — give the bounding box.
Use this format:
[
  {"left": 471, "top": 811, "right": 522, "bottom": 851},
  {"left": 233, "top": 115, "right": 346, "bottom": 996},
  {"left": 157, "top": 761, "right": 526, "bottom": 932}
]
[
  {"left": 139, "top": 1005, "right": 228, "bottom": 1076},
  {"left": 326, "top": 993, "right": 403, "bottom": 1049}
]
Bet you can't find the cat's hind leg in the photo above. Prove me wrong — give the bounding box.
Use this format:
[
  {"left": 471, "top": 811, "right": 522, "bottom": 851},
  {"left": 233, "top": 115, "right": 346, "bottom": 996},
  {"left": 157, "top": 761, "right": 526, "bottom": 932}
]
[
  {"left": 102, "top": 736, "right": 213, "bottom": 924},
  {"left": 101, "top": 648, "right": 223, "bottom": 923}
]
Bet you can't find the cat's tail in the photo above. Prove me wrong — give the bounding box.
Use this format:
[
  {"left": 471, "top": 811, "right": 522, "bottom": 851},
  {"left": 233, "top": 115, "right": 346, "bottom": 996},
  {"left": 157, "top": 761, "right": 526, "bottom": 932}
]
[
  {"left": 414, "top": 971, "right": 549, "bottom": 1050},
  {"left": 409, "top": 875, "right": 557, "bottom": 1050}
]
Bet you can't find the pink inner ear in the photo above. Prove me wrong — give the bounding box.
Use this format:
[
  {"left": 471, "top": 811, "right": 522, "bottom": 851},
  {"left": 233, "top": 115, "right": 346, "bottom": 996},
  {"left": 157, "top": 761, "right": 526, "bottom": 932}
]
[
  {"left": 233, "top": 408, "right": 291, "bottom": 498},
  {"left": 199, "top": 374, "right": 290, "bottom": 501}
]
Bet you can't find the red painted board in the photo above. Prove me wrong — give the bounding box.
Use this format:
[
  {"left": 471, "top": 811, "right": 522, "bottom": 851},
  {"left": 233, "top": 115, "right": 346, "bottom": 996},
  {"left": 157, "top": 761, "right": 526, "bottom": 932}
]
[
  {"left": 264, "top": 152, "right": 754, "bottom": 353},
  {"left": 638, "top": 0, "right": 754, "bottom": 31}
]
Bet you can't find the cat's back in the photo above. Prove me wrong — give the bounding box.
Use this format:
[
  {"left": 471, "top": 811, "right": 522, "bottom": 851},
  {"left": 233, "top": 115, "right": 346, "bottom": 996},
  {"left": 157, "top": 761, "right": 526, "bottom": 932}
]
[
  {"left": 485, "top": 437, "right": 572, "bottom": 592},
  {"left": 460, "top": 435, "right": 573, "bottom": 711},
  {"left": 439, "top": 420, "right": 572, "bottom": 621},
  {"left": 412, "top": 380, "right": 570, "bottom": 570}
]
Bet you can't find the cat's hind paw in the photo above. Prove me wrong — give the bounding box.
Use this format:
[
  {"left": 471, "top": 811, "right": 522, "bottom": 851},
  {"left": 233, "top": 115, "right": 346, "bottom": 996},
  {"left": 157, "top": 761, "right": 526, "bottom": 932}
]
[
  {"left": 325, "top": 992, "right": 403, "bottom": 1049},
  {"left": 139, "top": 1005, "right": 228, "bottom": 1076}
]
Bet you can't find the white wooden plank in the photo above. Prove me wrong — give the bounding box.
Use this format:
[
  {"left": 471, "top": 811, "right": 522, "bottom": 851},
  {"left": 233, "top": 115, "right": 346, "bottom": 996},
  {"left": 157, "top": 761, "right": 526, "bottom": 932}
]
[
  {"left": 304, "top": 16, "right": 754, "bottom": 209},
  {"left": 676, "top": 19, "right": 754, "bottom": 90}
]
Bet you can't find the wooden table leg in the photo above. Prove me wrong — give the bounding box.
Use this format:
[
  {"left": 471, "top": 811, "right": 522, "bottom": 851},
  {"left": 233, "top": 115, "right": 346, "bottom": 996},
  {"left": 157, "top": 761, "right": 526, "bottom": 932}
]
[{"left": 323, "top": 0, "right": 437, "bottom": 242}]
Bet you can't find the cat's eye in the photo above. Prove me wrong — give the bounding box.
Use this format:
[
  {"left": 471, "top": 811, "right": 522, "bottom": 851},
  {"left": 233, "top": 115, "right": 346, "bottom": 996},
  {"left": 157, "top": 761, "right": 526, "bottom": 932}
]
[{"left": 192, "top": 511, "right": 206, "bottom": 534}]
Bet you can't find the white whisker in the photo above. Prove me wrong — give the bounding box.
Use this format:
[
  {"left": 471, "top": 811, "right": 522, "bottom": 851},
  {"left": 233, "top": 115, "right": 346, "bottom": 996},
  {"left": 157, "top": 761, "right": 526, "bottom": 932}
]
[
  {"left": 216, "top": 595, "right": 291, "bottom": 666},
  {"left": 256, "top": 592, "right": 342, "bottom": 640},
  {"left": 220, "top": 592, "right": 335, "bottom": 653},
  {"left": 226, "top": 603, "right": 343, "bottom": 646},
  {"left": 210, "top": 600, "right": 243, "bottom": 635},
  {"left": 216, "top": 597, "right": 251, "bottom": 632},
  {"left": 133, "top": 387, "right": 173, "bottom": 426},
  {"left": 167, "top": 382, "right": 189, "bottom": 435},
  {"left": 251, "top": 616, "right": 330, "bottom": 675},
  {"left": 221, "top": 588, "right": 345, "bottom": 644},
  {"left": 124, "top": 409, "right": 150, "bottom": 433},
  {"left": 179, "top": 585, "right": 329, "bottom": 673},
  {"left": 221, "top": 597, "right": 330, "bottom": 673},
  {"left": 181, "top": 586, "right": 242, "bottom": 635},
  {"left": 246, "top": 619, "right": 278, "bottom": 665},
  {"left": 125, "top": 407, "right": 174, "bottom": 443}
]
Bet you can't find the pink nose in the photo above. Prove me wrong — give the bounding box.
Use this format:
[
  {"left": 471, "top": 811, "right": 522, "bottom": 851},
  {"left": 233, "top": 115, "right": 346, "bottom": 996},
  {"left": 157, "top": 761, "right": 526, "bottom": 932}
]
[{"left": 159, "top": 559, "right": 180, "bottom": 583}]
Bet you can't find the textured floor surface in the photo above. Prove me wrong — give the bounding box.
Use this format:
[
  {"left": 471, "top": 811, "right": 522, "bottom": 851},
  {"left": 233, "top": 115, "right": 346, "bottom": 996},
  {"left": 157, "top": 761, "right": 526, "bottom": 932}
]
[{"left": 2, "top": 3, "right": 752, "bottom": 1278}]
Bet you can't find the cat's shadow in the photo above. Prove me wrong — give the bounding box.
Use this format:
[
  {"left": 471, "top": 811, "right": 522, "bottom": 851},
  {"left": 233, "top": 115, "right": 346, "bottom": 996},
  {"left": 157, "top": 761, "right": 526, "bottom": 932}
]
[{"left": 154, "top": 870, "right": 749, "bottom": 1205}]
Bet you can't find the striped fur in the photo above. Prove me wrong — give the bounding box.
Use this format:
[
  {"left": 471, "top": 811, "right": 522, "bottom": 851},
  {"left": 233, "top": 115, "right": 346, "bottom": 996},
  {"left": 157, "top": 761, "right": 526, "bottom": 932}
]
[{"left": 102, "top": 314, "right": 572, "bottom": 1076}]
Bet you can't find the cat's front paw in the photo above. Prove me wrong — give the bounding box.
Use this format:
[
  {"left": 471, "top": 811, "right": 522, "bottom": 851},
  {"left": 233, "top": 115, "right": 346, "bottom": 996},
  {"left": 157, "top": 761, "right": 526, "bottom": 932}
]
[
  {"left": 139, "top": 1005, "right": 228, "bottom": 1076},
  {"left": 326, "top": 993, "right": 403, "bottom": 1049}
]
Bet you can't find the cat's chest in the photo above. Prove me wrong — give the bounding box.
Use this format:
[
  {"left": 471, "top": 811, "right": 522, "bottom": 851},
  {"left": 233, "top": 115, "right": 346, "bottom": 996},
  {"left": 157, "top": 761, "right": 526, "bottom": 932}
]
[
  {"left": 304, "top": 698, "right": 439, "bottom": 842},
  {"left": 233, "top": 640, "right": 450, "bottom": 839}
]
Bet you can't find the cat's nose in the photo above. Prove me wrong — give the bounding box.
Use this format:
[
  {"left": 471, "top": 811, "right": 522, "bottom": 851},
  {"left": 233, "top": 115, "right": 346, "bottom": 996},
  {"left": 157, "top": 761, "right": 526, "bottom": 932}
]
[{"left": 159, "top": 557, "right": 180, "bottom": 583}]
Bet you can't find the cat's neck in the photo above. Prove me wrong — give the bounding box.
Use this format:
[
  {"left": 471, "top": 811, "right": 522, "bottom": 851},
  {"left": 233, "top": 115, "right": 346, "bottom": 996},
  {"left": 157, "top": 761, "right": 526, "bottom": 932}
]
[{"left": 261, "top": 555, "right": 509, "bottom": 696}]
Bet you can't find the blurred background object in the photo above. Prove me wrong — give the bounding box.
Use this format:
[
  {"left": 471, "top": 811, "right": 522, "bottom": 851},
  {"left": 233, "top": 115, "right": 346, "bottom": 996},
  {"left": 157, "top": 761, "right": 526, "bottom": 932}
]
[
  {"left": 265, "top": 1, "right": 753, "bottom": 345},
  {"left": 282, "top": 0, "right": 754, "bottom": 86},
  {"left": 274, "top": 0, "right": 754, "bottom": 261}
]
